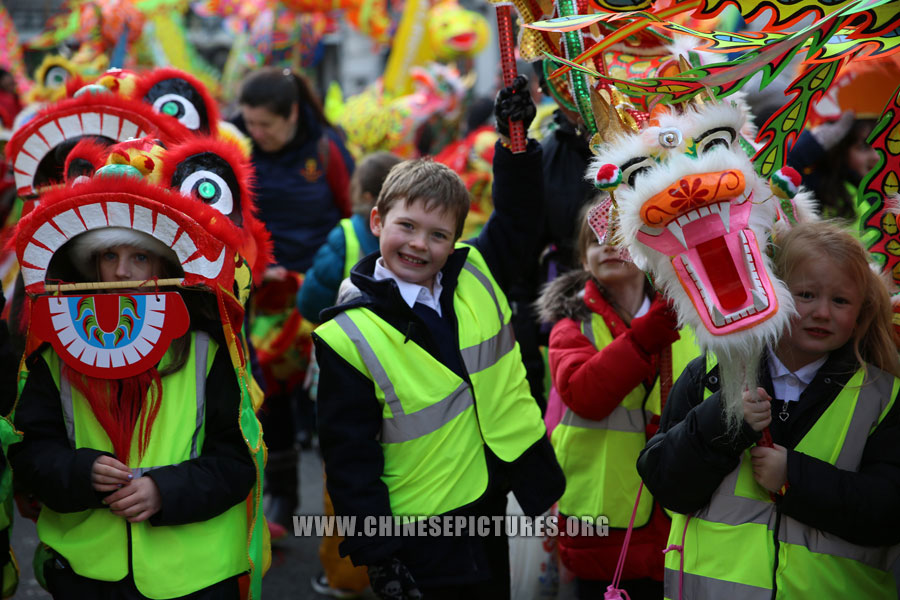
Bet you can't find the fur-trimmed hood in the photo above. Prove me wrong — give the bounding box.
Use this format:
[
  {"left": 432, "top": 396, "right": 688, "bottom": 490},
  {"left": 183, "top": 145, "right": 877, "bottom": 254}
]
[{"left": 534, "top": 269, "right": 592, "bottom": 324}]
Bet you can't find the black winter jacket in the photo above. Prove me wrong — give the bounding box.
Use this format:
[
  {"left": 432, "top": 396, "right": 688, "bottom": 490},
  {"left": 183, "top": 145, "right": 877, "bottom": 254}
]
[
  {"left": 637, "top": 343, "right": 900, "bottom": 547},
  {"left": 312, "top": 140, "right": 565, "bottom": 587}
]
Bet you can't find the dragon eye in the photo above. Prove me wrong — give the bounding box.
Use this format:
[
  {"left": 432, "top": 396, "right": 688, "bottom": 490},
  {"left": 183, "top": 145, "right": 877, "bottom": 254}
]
[
  {"left": 144, "top": 77, "right": 210, "bottom": 132},
  {"left": 621, "top": 157, "right": 655, "bottom": 188},
  {"left": 171, "top": 152, "right": 242, "bottom": 224},
  {"left": 179, "top": 171, "right": 232, "bottom": 215},
  {"left": 696, "top": 127, "right": 737, "bottom": 154},
  {"left": 658, "top": 128, "right": 682, "bottom": 149},
  {"left": 44, "top": 66, "right": 69, "bottom": 88},
  {"left": 151, "top": 94, "right": 201, "bottom": 130}
]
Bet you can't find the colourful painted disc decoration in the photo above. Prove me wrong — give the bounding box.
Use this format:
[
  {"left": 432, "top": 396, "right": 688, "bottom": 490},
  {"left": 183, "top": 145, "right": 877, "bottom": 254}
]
[{"left": 31, "top": 292, "right": 190, "bottom": 379}]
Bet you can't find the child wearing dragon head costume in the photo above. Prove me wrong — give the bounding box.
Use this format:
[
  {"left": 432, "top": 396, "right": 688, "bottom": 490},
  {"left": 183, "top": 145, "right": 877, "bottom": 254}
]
[{"left": 7, "top": 132, "right": 272, "bottom": 599}]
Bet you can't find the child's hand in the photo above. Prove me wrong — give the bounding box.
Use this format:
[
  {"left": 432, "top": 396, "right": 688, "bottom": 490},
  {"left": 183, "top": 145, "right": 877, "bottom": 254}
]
[
  {"left": 91, "top": 455, "right": 132, "bottom": 492},
  {"left": 743, "top": 387, "right": 772, "bottom": 432},
  {"left": 103, "top": 477, "right": 162, "bottom": 523},
  {"left": 750, "top": 444, "right": 788, "bottom": 493}
]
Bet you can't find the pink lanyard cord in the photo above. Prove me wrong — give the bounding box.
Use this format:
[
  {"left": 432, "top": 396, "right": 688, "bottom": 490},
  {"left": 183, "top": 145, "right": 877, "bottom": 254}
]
[
  {"left": 662, "top": 515, "right": 692, "bottom": 600},
  {"left": 604, "top": 482, "right": 644, "bottom": 600}
]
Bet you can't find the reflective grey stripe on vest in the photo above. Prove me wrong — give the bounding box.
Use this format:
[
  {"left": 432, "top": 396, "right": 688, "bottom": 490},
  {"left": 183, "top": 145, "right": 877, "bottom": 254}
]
[
  {"left": 561, "top": 404, "right": 648, "bottom": 434},
  {"left": 459, "top": 263, "right": 515, "bottom": 374},
  {"left": 580, "top": 319, "right": 596, "bottom": 347},
  {"left": 332, "top": 313, "right": 405, "bottom": 419},
  {"left": 333, "top": 312, "right": 475, "bottom": 444},
  {"left": 332, "top": 261, "right": 511, "bottom": 444},
  {"left": 777, "top": 513, "right": 900, "bottom": 572},
  {"left": 58, "top": 331, "right": 210, "bottom": 463},
  {"left": 132, "top": 466, "right": 159, "bottom": 478},
  {"left": 567, "top": 318, "right": 645, "bottom": 433},
  {"left": 692, "top": 364, "right": 900, "bottom": 572},
  {"left": 191, "top": 332, "right": 210, "bottom": 460},
  {"left": 834, "top": 366, "right": 895, "bottom": 471},
  {"left": 664, "top": 569, "right": 771, "bottom": 600},
  {"left": 381, "top": 381, "right": 475, "bottom": 444},
  {"left": 60, "top": 376, "right": 76, "bottom": 449},
  {"left": 693, "top": 460, "right": 773, "bottom": 527}
]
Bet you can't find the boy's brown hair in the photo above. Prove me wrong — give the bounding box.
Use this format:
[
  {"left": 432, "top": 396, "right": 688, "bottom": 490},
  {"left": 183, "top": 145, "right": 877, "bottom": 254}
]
[
  {"left": 375, "top": 158, "right": 470, "bottom": 239},
  {"left": 351, "top": 152, "right": 402, "bottom": 216}
]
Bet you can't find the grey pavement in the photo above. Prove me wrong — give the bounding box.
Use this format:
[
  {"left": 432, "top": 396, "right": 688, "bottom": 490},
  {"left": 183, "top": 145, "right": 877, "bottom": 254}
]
[{"left": 10, "top": 447, "right": 375, "bottom": 599}]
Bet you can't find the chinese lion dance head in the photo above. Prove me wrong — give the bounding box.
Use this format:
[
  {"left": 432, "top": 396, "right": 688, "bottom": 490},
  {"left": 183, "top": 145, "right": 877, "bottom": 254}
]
[
  {"left": 7, "top": 67, "right": 241, "bottom": 199},
  {"left": 8, "top": 129, "right": 271, "bottom": 596},
  {"left": 14, "top": 133, "right": 270, "bottom": 308},
  {"left": 588, "top": 97, "right": 817, "bottom": 429}
]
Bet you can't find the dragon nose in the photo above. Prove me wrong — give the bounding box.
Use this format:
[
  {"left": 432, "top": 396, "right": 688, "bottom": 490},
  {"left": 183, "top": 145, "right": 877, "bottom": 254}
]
[{"left": 640, "top": 170, "right": 746, "bottom": 228}]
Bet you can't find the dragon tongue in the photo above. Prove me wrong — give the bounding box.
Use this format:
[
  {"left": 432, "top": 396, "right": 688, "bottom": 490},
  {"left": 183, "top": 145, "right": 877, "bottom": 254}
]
[
  {"left": 94, "top": 294, "right": 125, "bottom": 333},
  {"left": 696, "top": 236, "right": 747, "bottom": 312}
]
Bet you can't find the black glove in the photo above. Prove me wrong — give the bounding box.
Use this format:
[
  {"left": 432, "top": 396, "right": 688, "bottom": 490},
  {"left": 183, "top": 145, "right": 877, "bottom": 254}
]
[
  {"left": 368, "top": 557, "right": 423, "bottom": 600},
  {"left": 494, "top": 74, "right": 536, "bottom": 138}
]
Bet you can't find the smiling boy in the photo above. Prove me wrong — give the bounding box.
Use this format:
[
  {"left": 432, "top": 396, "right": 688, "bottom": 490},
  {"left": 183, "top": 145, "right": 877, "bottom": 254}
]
[{"left": 312, "top": 77, "right": 565, "bottom": 600}]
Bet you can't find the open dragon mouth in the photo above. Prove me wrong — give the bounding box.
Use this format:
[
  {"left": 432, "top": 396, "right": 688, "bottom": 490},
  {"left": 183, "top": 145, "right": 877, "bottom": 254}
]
[
  {"left": 447, "top": 32, "right": 477, "bottom": 50},
  {"left": 17, "top": 191, "right": 227, "bottom": 291},
  {"left": 7, "top": 100, "right": 185, "bottom": 197},
  {"left": 636, "top": 189, "right": 779, "bottom": 335}
]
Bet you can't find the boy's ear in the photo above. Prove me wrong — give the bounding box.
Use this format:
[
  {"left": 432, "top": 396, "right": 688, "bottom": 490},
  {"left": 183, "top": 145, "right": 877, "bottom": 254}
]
[{"left": 369, "top": 206, "right": 382, "bottom": 237}]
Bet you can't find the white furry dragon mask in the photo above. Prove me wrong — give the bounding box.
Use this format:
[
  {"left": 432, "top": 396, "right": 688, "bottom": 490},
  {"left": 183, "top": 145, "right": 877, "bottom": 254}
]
[{"left": 587, "top": 100, "right": 817, "bottom": 407}]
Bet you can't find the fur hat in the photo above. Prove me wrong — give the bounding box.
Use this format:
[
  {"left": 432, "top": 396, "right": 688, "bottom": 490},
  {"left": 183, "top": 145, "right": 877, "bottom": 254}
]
[{"left": 67, "top": 227, "right": 181, "bottom": 280}]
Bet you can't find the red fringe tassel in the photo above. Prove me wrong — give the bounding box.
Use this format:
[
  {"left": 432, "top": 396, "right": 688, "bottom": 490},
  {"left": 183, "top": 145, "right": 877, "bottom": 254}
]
[{"left": 62, "top": 365, "right": 163, "bottom": 465}]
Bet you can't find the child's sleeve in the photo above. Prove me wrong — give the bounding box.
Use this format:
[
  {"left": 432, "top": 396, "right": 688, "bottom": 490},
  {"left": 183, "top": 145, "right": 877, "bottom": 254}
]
[
  {"left": 637, "top": 357, "right": 760, "bottom": 514},
  {"left": 549, "top": 317, "right": 658, "bottom": 421},
  {"left": 469, "top": 139, "right": 544, "bottom": 293},
  {"left": 313, "top": 333, "right": 402, "bottom": 566},
  {"left": 297, "top": 224, "right": 349, "bottom": 323},
  {"left": 144, "top": 345, "right": 256, "bottom": 526},
  {"left": 8, "top": 354, "right": 109, "bottom": 513}
]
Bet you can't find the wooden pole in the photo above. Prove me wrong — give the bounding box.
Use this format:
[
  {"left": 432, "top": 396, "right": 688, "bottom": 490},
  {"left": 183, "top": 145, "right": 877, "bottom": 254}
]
[{"left": 47, "top": 278, "right": 183, "bottom": 293}]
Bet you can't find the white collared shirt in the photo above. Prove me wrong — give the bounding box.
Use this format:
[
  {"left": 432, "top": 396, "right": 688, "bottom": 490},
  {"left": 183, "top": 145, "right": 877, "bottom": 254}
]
[
  {"left": 374, "top": 257, "right": 444, "bottom": 316},
  {"left": 767, "top": 347, "right": 828, "bottom": 403},
  {"left": 634, "top": 296, "right": 651, "bottom": 319}
]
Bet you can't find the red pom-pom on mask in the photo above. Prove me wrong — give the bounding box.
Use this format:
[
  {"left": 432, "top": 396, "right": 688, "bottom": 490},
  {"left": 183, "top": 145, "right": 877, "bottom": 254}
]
[{"left": 594, "top": 163, "right": 622, "bottom": 191}]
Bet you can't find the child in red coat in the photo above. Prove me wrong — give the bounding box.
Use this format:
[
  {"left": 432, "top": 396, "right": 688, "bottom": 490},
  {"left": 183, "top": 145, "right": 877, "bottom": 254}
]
[{"left": 536, "top": 200, "right": 699, "bottom": 600}]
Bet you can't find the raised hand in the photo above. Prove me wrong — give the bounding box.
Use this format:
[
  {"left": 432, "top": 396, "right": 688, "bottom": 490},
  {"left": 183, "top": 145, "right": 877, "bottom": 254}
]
[{"left": 494, "top": 75, "right": 536, "bottom": 139}]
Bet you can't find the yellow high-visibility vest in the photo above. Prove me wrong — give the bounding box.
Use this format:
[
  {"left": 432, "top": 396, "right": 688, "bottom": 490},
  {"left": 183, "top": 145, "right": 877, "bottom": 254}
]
[
  {"left": 552, "top": 313, "right": 699, "bottom": 526},
  {"left": 340, "top": 218, "right": 361, "bottom": 279},
  {"left": 316, "top": 245, "right": 547, "bottom": 516},
  {"left": 38, "top": 333, "right": 249, "bottom": 599},
  {"left": 664, "top": 361, "right": 900, "bottom": 599}
]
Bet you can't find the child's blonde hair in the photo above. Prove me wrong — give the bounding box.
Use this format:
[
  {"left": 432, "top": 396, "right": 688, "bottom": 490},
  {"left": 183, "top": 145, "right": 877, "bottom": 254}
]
[
  {"left": 350, "top": 152, "right": 402, "bottom": 216},
  {"left": 774, "top": 221, "right": 900, "bottom": 377}
]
